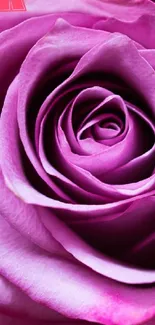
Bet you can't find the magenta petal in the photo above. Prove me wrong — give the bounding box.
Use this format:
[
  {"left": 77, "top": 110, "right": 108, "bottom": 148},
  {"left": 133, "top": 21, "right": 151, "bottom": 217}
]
[
  {"left": 24, "top": 0, "right": 155, "bottom": 20},
  {"left": 0, "top": 14, "right": 61, "bottom": 109},
  {"left": 0, "top": 170, "right": 69, "bottom": 256},
  {"left": 0, "top": 12, "right": 99, "bottom": 112},
  {"left": 0, "top": 315, "right": 87, "bottom": 325},
  {"left": 140, "top": 49, "right": 155, "bottom": 70},
  {"left": 0, "top": 211, "right": 155, "bottom": 325},
  {"left": 94, "top": 14, "right": 155, "bottom": 49},
  {"left": 41, "top": 203, "right": 155, "bottom": 285},
  {"left": 0, "top": 274, "right": 64, "bottom": 322}
]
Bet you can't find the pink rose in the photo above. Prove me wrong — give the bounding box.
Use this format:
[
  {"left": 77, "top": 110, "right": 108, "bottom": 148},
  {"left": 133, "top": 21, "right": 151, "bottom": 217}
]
[{"left": 0, "top": 1, "right": 155, "bottom": 324}]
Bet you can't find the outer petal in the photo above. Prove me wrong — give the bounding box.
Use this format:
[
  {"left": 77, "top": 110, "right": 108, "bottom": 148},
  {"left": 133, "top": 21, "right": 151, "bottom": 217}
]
[
  {"left": 0, "top": 12, "right": 97, "bottom": 110},
  {"left": 0, "top": 170, "right": 70, "bottom": 256},
  {"left": 0, "top": 315, "right": 47, "bottom": 325},
  {"left": 0, "top": 0, "right": 154, "bottom": 34},
  {"left": 41, "top": 201, "right": 155, "bottom": 285},
  {"left": 0, "top": 274, "right": 65, "bottom": 322},
  {"left": 0, "top": 314, "right": 88, "bottom": 325},
  {"left": 24, "top": 0, "right": 155, "bottom": 20},
  {"left": 94, "top": 14, "right": 155, "bottom": 49},
  {"left": 1, "top": 210, "right": 155, "bottom": 325}
]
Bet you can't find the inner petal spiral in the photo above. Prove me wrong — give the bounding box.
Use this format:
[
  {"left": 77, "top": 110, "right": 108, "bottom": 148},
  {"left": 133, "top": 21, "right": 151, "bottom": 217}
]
[{"left": 1, "top": 21, "right": 155, "bottom": 276}]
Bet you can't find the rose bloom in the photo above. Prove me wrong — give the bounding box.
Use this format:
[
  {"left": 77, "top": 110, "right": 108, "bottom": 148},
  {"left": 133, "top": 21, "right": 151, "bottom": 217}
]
[{"left": 0, "top": 0, "right": 155, "bottom": 324}]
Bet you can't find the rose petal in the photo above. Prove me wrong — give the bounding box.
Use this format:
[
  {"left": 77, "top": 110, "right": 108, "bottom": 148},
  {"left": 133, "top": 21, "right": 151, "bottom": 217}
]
[
  {"left": 0, "top": 169, "right": 69, "bottom": 257},
  {"left": 24, "top": 0, "right": 155, "bottom": 20},
  {"left": 94, "top": 14, "right": 155, "bottom": 49},
  {"left": 0, "top": 12, "right": 98, "bottom": 111},
  {"left": 0, "top": 210, "right": 155, "bottom": 325},
  {"left": 140, "top": 49, "right": 155, "bottom": 69},
  {"left": 0, "top": 0, "right": 154, "bottom": 35},
  {"left": 0, "top": 274, "right": 63, "bottom": 322},
  {"left": 41, "top": 202, "right": 155, "bottom": 285}
]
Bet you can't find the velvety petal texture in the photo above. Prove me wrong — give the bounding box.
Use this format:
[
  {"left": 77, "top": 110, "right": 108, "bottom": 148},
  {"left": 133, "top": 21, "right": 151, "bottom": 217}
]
[{"left": 0, "top": 0, "right": 155, "bottom": 325}]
